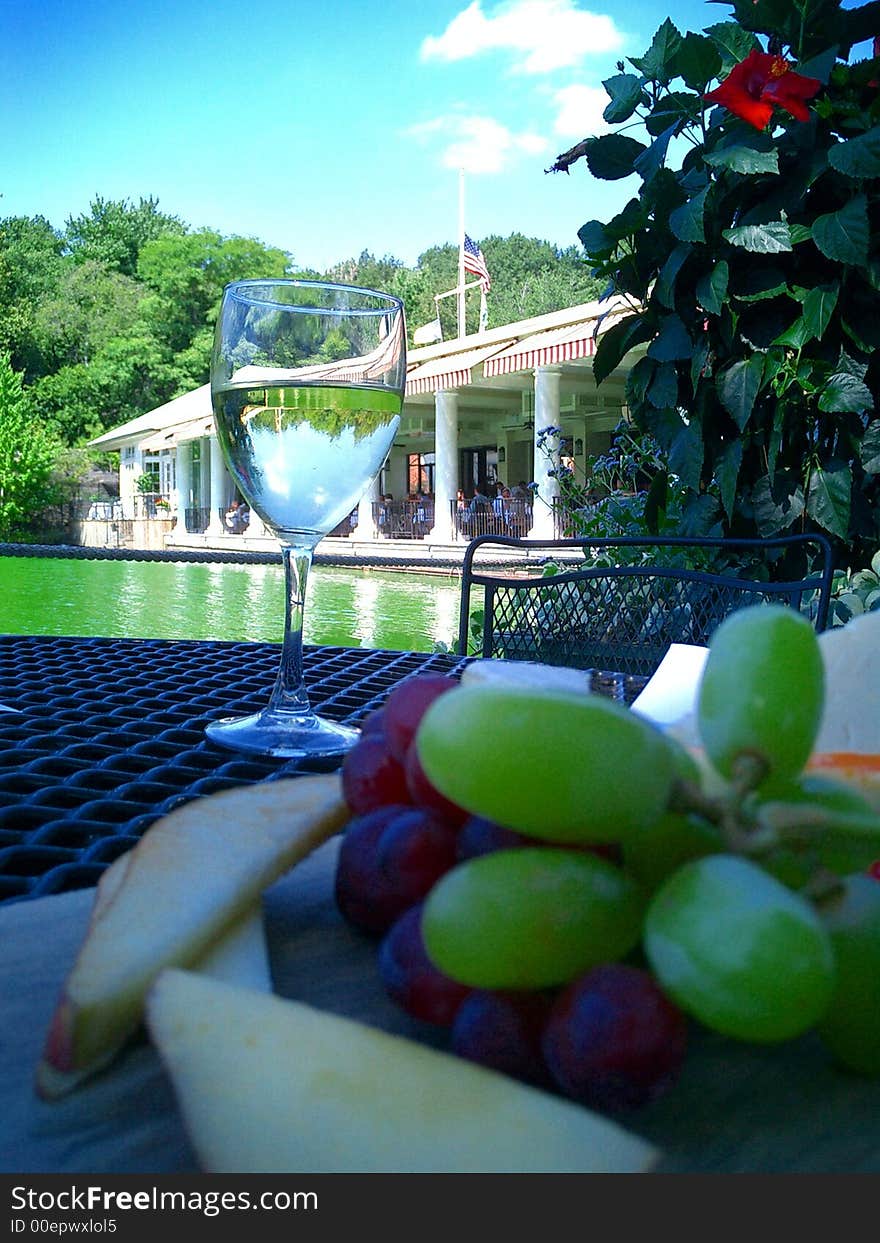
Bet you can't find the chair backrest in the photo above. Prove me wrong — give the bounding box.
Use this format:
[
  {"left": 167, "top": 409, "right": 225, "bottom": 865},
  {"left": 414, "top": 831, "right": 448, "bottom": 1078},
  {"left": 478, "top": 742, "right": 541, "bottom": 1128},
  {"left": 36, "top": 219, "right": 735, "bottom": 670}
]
[{"left": 457, "top": 533, "right": 835, "bottom": 678}]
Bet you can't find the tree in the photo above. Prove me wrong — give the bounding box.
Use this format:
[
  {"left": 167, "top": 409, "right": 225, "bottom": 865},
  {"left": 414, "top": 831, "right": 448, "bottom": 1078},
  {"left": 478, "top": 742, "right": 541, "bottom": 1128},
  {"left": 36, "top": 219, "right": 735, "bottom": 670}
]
[
  {"left": 64, "top": 196, "right": 186, "bottom": 278},
  {"left": 137, "top": 229, "right": 292, "bottom": 354},
  {"left": 0, "top": 215, "right": 64, "bottom": 377},
  {"left": 0, "top": 353, "right": 60, "bottom": 539}
]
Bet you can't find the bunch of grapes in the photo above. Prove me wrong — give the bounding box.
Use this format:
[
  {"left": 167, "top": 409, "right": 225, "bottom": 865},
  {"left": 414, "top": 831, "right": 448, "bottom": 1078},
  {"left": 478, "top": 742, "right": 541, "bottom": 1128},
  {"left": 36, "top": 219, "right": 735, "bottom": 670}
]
[{"left": 334, "top": 606, "right": 880, "bottom": 1113}]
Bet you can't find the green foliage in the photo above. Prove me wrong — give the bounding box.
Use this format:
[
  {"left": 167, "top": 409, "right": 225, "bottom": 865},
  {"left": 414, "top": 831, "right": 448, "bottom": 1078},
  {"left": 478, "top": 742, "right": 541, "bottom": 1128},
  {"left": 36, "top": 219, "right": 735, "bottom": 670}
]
[
  {"left": 64, "top": 196, "right": 186, "bottom": 277},
  {"left": 557, "top": 0, "right": 880, "bottom": 569},
  {"left": 0, "top": 354, "right": 60, "bottom": 539},
  {"left": 828, "top": 547, "right": 880, "bottom": 625}
]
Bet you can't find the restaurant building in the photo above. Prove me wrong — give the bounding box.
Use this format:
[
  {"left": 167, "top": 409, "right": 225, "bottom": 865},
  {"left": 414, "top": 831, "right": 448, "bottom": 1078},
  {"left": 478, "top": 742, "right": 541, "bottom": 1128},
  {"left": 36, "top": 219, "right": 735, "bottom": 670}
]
[{"left": 86, "top": 297, "right": 638, "bottom": 559}]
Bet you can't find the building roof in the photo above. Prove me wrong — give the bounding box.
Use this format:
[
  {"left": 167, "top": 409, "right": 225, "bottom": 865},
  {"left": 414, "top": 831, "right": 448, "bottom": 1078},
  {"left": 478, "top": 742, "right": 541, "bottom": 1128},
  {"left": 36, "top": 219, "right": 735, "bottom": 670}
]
[{"left": 88, "top": 296, "right": 634, "bottom": 451}]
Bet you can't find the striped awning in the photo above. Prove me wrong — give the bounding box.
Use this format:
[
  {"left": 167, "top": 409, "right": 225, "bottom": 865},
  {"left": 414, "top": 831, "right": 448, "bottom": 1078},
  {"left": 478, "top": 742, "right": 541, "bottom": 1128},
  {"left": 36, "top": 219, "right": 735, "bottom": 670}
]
[
  {"left": 405, "top": 340, "right": 514, "bottom": 396},
  {"left": 482, "top": 320, "right": 600, "bottom": 378}
]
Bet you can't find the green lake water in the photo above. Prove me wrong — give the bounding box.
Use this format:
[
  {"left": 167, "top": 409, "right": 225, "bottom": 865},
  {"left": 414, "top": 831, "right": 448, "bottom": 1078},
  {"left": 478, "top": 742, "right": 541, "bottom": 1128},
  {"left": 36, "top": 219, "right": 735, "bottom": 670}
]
[{"left": 1, "top": 558, "right": 465, "bottom": 653}]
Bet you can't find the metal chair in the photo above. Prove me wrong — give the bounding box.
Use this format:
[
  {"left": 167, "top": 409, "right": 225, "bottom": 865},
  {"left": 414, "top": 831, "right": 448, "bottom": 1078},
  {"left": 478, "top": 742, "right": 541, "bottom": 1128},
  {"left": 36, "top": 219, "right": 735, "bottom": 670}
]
[{"left": 457, "top": 533, "right": 835, "bottom": 678}]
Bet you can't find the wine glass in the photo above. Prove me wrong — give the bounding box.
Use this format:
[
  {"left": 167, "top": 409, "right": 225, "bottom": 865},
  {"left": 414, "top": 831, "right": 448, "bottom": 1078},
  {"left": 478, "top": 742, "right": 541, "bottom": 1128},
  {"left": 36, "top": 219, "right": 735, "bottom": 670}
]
[{"left": 206, "top": 279, "right": 406, "bottom": 759}]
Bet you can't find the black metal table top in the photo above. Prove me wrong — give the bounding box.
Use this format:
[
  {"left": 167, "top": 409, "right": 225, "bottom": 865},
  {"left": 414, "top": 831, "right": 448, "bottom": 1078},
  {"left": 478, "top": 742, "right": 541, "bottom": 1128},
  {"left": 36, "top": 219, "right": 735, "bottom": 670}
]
[{"left": 0, "top": 634, "right": 646, "bottom": 907}]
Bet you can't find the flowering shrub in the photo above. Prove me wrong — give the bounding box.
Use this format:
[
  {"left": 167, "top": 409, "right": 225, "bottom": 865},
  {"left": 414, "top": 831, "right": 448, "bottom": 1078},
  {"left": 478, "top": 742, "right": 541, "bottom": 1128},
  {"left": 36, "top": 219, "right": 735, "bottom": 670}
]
[{"left": 552, "top": 0, "right": 880, "bottom": 572}]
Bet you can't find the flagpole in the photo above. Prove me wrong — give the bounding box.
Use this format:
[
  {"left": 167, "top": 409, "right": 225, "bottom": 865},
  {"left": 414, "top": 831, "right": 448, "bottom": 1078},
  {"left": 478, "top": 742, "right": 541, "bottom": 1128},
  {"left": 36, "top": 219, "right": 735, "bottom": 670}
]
[{"left": 457, "top": 168, "right": 466, "bottom": 339}]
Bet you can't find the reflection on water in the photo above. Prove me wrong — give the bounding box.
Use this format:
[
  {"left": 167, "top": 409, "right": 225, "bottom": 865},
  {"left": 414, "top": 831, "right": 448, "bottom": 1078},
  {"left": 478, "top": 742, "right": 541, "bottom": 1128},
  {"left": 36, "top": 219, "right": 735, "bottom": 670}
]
[{"left": 0, "top": 558, "right": 463, "bottom": 653}]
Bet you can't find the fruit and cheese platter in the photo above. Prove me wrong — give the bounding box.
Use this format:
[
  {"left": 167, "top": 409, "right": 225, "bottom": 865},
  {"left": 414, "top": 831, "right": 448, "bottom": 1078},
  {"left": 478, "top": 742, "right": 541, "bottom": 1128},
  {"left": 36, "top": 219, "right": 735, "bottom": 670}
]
[{"left": 1, "top": 606, "right": 879, "bottom": 1173}]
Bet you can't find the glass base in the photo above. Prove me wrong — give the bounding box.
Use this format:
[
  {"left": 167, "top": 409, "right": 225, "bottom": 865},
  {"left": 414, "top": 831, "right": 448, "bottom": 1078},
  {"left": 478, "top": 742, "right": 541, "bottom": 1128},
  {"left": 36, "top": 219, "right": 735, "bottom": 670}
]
[{"left": 205, "top": 708, "right": 359, "bottom": 760}]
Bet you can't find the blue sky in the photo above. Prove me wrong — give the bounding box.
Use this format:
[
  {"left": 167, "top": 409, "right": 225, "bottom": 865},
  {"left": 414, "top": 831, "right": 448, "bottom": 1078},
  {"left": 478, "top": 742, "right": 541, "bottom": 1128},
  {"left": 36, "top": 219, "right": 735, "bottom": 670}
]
[{"left": 0, "top": 1, "right": 864, "bottom": 271}]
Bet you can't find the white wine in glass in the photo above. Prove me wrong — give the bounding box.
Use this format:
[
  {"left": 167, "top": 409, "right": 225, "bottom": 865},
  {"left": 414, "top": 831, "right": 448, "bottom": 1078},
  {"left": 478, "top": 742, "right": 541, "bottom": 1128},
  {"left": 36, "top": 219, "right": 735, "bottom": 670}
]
[{"left": 207, "top": 279, "right": 406, "bottom": 758}]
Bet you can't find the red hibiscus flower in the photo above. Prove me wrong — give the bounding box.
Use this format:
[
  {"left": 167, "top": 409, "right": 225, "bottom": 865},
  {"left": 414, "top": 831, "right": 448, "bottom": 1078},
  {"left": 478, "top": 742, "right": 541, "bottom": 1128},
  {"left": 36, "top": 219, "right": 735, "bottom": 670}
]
[{"left": 704, "top": 49, "right": 821, "bottom": 130}]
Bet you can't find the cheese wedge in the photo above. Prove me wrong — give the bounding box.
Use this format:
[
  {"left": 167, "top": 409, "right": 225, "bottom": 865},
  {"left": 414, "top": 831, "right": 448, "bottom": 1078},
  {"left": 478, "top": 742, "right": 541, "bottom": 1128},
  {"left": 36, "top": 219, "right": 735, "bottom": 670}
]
[
  {"left": 146, "top": 968, "right": 658, "bottom": 1174},
  {"left": 36, "top": 773, "right": 348, "bottom": 1099}
]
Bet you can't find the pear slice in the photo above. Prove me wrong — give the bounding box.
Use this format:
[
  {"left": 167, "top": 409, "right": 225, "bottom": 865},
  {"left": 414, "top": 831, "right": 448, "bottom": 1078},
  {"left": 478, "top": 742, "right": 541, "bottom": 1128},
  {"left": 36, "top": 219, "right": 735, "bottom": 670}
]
[
  {"left": 146, "top": 969, "right": 658, "bottom": 1174},
  {"left": 36, "top": 772, "right": 348, "bottom": 1099}
]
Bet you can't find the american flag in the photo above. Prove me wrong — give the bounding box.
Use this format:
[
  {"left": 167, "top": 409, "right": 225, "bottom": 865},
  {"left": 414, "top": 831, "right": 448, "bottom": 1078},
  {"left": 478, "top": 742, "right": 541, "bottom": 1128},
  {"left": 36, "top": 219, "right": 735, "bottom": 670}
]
[{"left": 463, "top": 233, "right": 491, "bottom": 293}]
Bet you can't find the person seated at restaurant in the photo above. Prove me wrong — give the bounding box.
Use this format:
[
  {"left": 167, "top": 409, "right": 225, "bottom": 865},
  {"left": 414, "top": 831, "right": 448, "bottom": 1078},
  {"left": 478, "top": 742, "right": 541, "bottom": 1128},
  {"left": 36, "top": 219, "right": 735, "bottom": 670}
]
[{"left": 225, "top": 499, "right": 249, "bottom": 533}]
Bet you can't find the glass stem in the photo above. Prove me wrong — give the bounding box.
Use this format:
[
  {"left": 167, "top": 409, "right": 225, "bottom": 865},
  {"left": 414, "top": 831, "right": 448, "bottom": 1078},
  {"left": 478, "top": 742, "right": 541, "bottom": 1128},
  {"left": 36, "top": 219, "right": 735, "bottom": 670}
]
[{"left": 268, "top": 543, "right": 313, "bottom": 716}]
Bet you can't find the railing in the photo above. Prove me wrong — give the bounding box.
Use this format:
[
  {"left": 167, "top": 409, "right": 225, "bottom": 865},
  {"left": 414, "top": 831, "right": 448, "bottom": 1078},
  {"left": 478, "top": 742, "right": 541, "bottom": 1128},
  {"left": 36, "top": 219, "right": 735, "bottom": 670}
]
[
  {"left": 185, "top": 507, "right": 211, "bottom": 533},
  {"left": 327, "top": 508, "right": 358, "bottom": 538},
  {"left": 372, "top": 499, "right": 434, "bottom": 539},
  {"left": 452, "top": 497, "right": 533, "bottom": 540}
]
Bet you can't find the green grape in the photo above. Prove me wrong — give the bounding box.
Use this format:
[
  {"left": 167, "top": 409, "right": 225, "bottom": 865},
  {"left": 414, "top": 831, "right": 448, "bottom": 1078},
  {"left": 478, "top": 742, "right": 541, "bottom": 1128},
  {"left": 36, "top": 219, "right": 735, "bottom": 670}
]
[
  {"left": 757, "top": 773, "right": 880, "bottom": 889},
  {"left": 416, "top": 684, "right": 676, "bottom": 845},
  {"left": 421, "top": 847, "right": 645, "bottom": 989},
  {"left": 623, "top": 811, "right": 723, "bottom": 893},
  {"left": 816, "top": 873, "right": 880, "bottom": 1075},
  {"left": 643, "top": 854, "right": 835, "bottom": 1043},
  {"left": 697, "top": 605, "right": 824, "bottom": 793}
]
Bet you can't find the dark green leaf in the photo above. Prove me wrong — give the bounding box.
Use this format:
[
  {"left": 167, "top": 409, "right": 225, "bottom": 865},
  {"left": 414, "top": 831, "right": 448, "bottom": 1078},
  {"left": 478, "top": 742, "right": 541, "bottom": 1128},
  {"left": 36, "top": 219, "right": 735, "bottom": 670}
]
[
  {"left": 818, "top": 371, "right": 874, "bottom": 414},
  {"left": 722, "top": 222, "right": 792, "bottom": 253},
  {"left": 834, "top": 349, "right": 868, "bottom": 381},
  {"left": 773, "top": 316, "right": 812, "bottom": 349},
  {"left": 705, "top": 21, "right": 761, "bottom": 70},
  {"left": 592, "top": 314, "right": 654, "bottom": 386},
  {"left": 647, "top": 361, "right": 679, "bottom": 407},
  {"left": 861, "top": 420, "right": 880, "bottom": 473},
  {"left": 625, "top": 356, "right": 656, "bottom": 407},
  {"left": 602, "top": 74, "right": 647, "bottom": 124},
  {"left": 716, "top": 438, "right": 743, "bottom": 522},
  {"left": 716, "top": 355, "right": 764, "bottom": 430},
  {"left": 796, "top": 46, "right": 838, "bottom": 85},
  {"left": 752, "top": 472, "right": 805, "bottom": 537},
  {"left": 645, "top": 91, "right": 698, "bottom": 137},
  {"left": 827, "top": 127, "right": 880, "bottom": 179},
  {"left": 789, "top": 223, "right": 813, "bottom": 246},
  {"left": 647, "top": 313, "right": 692, "bottom": 361},
  {"left": 585, "top": 134, "right": 648, "bottom": 181},
  {"left": 678, "top": 493, "right": 722, "bottom": 537},
  {"left": 812, "top": 195, "right": 869, "bottom": 266},
  {"left": 669, "top": 417, "right": 704, "bottom": 492},
  {"left": 634, "top": 126, "right": 675, "bottom": 183},
  {"left": 641, "top": 406, "right": 687, "bottom": 453},
  {"left": 669, "top": 185, "right": 709, "bottom": 243},
  {"left": 690, "top": 334, "right": 710, "bottom": 394},
  {"left": 767, "top": 404, "right": 785, "bottom": 476},
  {"left": 643, "top": 471, "right": 669, "bottom": 534},
  {"left": 672, "top": 31, "right": 723, "bottom": 90},
  {"left": 696, "top": 261, "right": 728, "bottom": 315},
  {"left": 704, "top": 144, "right": 779, "bottom": 174},
  {"left": 655, "top": 243, "right": 691, "bottom": 308},
  {"left": 628, "top": 18, "right": 683, "bottom": 85},
  {"left": 730, "top": 265, "right": 787, "bottom": 303},
  {"left": 578, "top": 219, "right": 612, "bottom": 256},
  {"left": 801, "top": 283, "right": 839, "bottom": 341},
  {"left": 806, "top": 461, "right": 852, "bottom": 540}
]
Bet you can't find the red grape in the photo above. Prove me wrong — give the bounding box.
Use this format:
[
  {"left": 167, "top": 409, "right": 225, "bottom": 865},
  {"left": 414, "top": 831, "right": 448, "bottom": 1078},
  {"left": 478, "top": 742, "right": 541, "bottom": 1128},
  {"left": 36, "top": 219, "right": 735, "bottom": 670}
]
[
  {"left": 359, "top": 707, "right": 387, "bottom": 737},
  {"left": 334, "top": 806, "right": 415, "bottom": 935},
  {"left": 379, "top": 904, "right": 471, "bottom": 1026},
  {"left": 404, "top": 742, "right": 469, "bottom": 825},
  {"left": 376, "top": 807, "right": 460, "bottom": 906},
  {"left": 542, "top": 964, "right": 688, "bottom": 1111},
  {"left": 341, "top": 734, "right": 411, "bottom": 815},
  {"left": 451, "top": 988, "right": 556, "bottom": 1087},
  {"left": 383, "top": 674, "right": 458, "bottom": 763}
]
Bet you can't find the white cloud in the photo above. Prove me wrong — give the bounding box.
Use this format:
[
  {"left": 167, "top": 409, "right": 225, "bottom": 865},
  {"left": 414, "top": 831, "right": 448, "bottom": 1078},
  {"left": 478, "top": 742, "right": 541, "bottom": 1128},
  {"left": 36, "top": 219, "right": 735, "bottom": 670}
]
[
  {"left": 421, "top": 0, "right": 624, "bottom": 75},
  {"left": 407, "top": 113, "right": 550, "bottom": 174},
  {"left": 551, "top": 83, "right": 611, "bottom": 138}
]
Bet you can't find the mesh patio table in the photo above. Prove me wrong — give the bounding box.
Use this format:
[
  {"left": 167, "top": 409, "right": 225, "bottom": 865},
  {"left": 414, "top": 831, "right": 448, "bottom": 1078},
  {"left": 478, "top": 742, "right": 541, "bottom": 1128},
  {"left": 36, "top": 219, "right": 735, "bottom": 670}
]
[{"left": 0, "top": 634, "right": 646, "bottom": 905}]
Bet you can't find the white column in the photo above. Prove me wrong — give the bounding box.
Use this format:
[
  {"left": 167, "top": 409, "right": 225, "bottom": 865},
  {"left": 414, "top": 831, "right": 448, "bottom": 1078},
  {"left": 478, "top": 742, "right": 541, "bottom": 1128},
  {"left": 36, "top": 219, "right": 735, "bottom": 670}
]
[
  {"left": 430, "top": 389, "right": 458, "bottom": 543},
  {"left": 352, "top": 476, "right": 380, "bottom": 539},
  {"left": 531, "top": 366, "right": 562, "bottom": 539},
  {"left": 172, "top": 443, "right": 192, "bottom": 534},
  {"left": 205, "top": 436, "right": 228, "bottom": 535}
]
